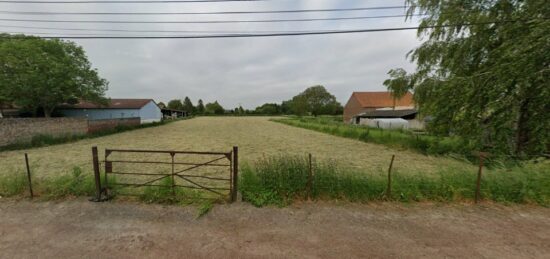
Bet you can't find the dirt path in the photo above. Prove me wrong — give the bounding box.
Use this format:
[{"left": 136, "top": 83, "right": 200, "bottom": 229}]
[{"left": 1, "top": 199, "right": 549, "bottom": 258}]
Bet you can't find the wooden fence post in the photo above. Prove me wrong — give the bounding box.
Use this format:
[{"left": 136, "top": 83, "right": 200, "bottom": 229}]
[
  {"left": 231, "top": 146, "right": 239, "bottom": 202},
  {"left": 24, "top": 153, "right": 33, "bottom": 198},
  {"left": 475, "top": 153, "right": 485, "bottom": 204},
  {"left": 386, "top": 155, "right": 395, "bottom": 199},
  {"left": 307, "top": 153, "right": 313, "bottom": 200},
  {"left": 91, "top": 146, "right": 102, "bottom": 202}
]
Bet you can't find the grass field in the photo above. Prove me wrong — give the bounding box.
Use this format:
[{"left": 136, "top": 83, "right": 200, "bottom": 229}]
[
  {"left": 0, "top": 117, "right": 473, "bottom": 179},
  {"left": 1, "top": 117, "right": 548, "bottom": 205}
]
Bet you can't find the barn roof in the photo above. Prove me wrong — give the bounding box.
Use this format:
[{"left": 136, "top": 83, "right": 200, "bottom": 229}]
[
  {"left": 356, "top": 109, "right": 418, "bottom": 118},
  {"left": 60, "top": 99, "right": 155, "bottom": 109},
  {"left": 351, "top": 91, "right": 414, "bottom": 108}
]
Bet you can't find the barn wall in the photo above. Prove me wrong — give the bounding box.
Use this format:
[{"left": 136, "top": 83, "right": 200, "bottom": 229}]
[
  {"left": 58, "top": 108, "right": 141, "bottom": 120},
  {"left": 343, "top": 96, "right": 372, "bottom": 123},
  {"left": 139, "top": 101, "right": 162, "bottom": 123}
]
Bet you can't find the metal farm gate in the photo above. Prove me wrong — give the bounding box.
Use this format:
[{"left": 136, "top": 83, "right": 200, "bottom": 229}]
[{"left": 90, "top": 146, "right": 238, "bottom": 202}]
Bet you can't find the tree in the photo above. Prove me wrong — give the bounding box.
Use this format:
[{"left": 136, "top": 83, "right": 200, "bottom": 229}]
[
  {"left": 205, "top": 101, "right": 224, "bottom": 115},
  {"left": 167, "top": 99, "right": 183, "bottom": 110},
  {"left": 0, "top": 34, "right": 108, "bottom": 117},
  {"left": 157, "top": 102, "right": 166, "bottom": 109},
  {"left": 182, "top": 96, "right": 195, "bottom": 114},
  {"left": 196, "top": 99, "right": 205, "bottom": 114},
  {"left": 383, "top": 68, "right": 414, "bottom": 109},
  {"left": 291, "top": 85, "right": 340, "bottom": 116},
  {"left": 238, "top": 106, "right": 245, "bottom": 115},
  {"left": 386, "top": 0, "right": 550, "bottom": 155},
  {"left": 255, "top": 103, "right": 281, "bottom": 115}
]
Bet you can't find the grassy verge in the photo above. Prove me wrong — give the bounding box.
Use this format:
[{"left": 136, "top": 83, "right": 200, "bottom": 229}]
[
  {"left": 240, "top": 154, "right": 549, "bottom": 207},
  {"left": 0, "top": 166, "right": 216, "bottom": 217},
  {"left": 271, "top": 116, "right": 470, "bottom": 157},
  {"left": 0, "top": 117, "right": 193, "bottom": 152}
]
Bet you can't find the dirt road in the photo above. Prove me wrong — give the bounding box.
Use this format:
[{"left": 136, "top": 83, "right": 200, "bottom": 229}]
[{"left": 1, "top": 199, "right": 549, "bottom": 258}]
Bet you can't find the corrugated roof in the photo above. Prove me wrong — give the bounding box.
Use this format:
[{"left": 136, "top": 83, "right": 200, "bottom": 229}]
[
  {"left": 60, "top": 99, "right": 154, "bottom": 109},
  {"left": 351, "top": 91, "right": 414, "bottom": 108},
  {"left": 357, "top": 109, "right": 418, "bottom": 118}
]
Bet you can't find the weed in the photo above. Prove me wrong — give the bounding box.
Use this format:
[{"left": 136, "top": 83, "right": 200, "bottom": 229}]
[
  {"left": 196, "top": 201, "right": 214, "bottom": 218},
  {"left": 0, "top": 171, "right": 27, "bottom": 197}
]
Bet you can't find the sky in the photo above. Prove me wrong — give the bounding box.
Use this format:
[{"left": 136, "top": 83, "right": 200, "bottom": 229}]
[{"left": 1, "top": 0, "right": 421, "bottom": 109}]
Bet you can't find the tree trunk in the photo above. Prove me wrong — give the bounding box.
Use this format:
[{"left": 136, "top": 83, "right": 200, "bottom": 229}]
[{"left": 44, "top": 107, "right": 54, "bottom": 118}]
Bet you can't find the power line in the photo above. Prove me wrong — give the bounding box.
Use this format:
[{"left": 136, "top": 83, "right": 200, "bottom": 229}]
[
  {"left": 0, "top": 6, "right": 407, "bottom": 15},
  {"left": 0, "top": 24, "right": 355, "bottom": 34},
  {"left": 0, "top": 14, "right": 411, "bottom": 24},
  {"left": 0, "top": 0, "right": 263, "bottom": 3},
  {"left": 0, "top": 20, "right": 535, "bottom": 39}
]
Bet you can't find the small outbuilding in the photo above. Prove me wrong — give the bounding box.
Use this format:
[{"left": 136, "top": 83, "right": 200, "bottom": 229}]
[
  {"left": 58, "top": 99, "right": 162, "bottom": 124},
  {"left": 353, "top": 109, "right": 425, "bottom": 130}
]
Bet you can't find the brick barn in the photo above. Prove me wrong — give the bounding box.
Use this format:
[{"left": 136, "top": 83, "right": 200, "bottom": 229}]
[{"left": 343, "top": 91, "right": 414, "bottom": 123}]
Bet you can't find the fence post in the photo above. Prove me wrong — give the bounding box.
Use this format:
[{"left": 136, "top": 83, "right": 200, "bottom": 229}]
[
  {"left": 475, "top": 153, "right": 485, "bottom": 204},
  {"left": 386, "top": 155, "right": 395, "bottom": 199},
  {"left": 91, "top": 146, "right": 102, "bottom": 202},
  {"left": 24, "top": 153, "right": 33, "bottom": 198},
  {"left": 307, "top": 153, "right": 313, "bottom": 200},
  {"left": 231, "top": 146, "right": 239, "bottom": 202}
]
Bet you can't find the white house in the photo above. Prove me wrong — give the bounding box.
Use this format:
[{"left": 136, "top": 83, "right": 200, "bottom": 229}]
[{"left": 58, "top": 99, "right": 162, "bottom": 124}]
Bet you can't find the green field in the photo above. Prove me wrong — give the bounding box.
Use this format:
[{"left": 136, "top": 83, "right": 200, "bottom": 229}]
[{"left": 0, "top": 117, "right": 547, "bottom": 205}]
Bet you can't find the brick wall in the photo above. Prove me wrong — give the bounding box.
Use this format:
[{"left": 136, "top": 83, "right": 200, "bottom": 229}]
[
  {"left": 0, "top": 118, "right": 88, "bottom": 146},
  {"left": 343, "top": 96, "right": 374, "bottom": 123},
  {"left": 87, "top": 117, "right": 141, "bottom": 133},
  {"left": 0, "top": 117, "right": 142, "bottom": 147}
]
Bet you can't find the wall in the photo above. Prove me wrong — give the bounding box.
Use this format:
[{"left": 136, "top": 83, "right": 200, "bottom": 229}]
[
  {"left": 139, "top": 101, "right": 162, "bottom": 123},
  {"left": 87, "top": 117, "right": 141, "bottom": 133},
  {"left": 0, "top": 118, "right": 88, "bottom": 146},
  {"left": 58, "top": 108, "right": 140, "bottom": 121}
]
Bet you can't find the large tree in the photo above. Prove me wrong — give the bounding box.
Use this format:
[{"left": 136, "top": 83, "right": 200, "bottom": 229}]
[
  {"left": 291, "top": 85, "right": 340, "bottom": 116},
  {"left": 385, "top": 0, "right": 549, "bottom": 156},
  {"left": 0, "top": 34, "right": 108, "bottom": 117},
  {"left": 167, "top": 99, "right": 184, "bottom": 110},
  {"left": 196, "top": 99, "right": 205, "bottom": 114},
  {"left": 182, "top": 96, "right": 195, "bottom": 114},
  {"left": 205, "top": 101, "right": 224, "bottom": 115}
]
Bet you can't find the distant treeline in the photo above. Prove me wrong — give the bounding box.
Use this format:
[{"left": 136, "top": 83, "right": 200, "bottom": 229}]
[{"left": 161, "top": 85, "right": 343, "bottom": 116}]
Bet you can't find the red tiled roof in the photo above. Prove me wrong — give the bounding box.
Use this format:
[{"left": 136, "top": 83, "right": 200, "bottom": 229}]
[
  {"left": 61, "top": 99, "right": 154, "bottom": 109},
  {"left": 351, "top": 92, "right": 414, "bottom": 108}
]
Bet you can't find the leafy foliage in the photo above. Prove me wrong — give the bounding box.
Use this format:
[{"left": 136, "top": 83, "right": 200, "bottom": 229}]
[
  {"left": 205, "top": 101, "right": 225, "bottom": 114},
  {"left": 167, "top": 99, "right": 184, "bottom": 110},
  {"left": 182, "top": 96, "right": 195, "bottom": 114},
  {"left": 291, "top": 85, "right": 341, "bottom": 116},
  {"left": 0, "top": 34, "right": 108, "bottom": 117},
  {"left": 196, "top": 99, "right": 205, "bottom": 114},
  {"left": 385, "top": 1, "right": 550, "bottom": 156}
]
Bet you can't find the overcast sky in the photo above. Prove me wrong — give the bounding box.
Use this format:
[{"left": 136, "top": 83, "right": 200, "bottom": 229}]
[{"left": 2, "top": 0, "right": 421, "bottom": 109}]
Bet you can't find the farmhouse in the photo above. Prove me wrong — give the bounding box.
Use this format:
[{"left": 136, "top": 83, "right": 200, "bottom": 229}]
[
  {"left": 343, "top": 91, "right": 414, "bottom": 123},
  {"left": 58, "top": 99, "right": 162, "bottom": 124}
]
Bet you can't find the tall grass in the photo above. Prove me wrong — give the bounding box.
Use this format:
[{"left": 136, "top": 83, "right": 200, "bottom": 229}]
[
  {"left": 240, "top": 154, "right": 549, "bottom": 206},
  {"left": 0, "top": 166, "right": 96, "bottom": 199}
]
